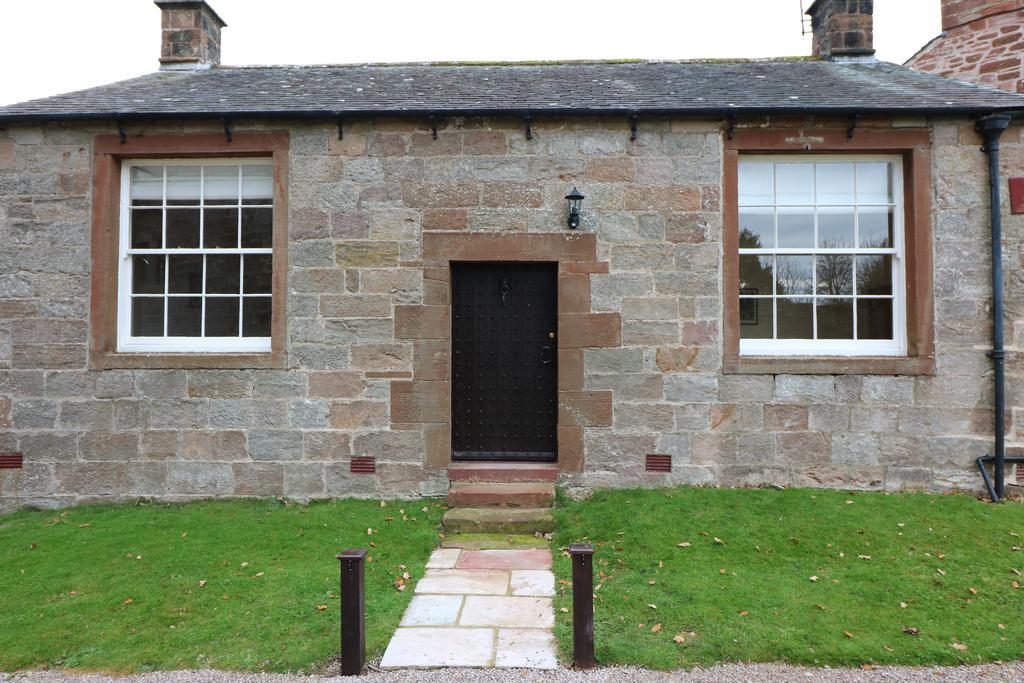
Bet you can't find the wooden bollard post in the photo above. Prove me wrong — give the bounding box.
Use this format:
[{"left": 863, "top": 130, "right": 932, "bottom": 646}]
[
  {"left": 569, "top": 543, "right": 596, "bottom": 669},
  {"left": 337, "top": 548, "right": 367, "bottom": 676}
]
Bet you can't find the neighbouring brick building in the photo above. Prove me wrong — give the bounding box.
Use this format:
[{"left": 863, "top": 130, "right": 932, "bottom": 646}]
[
  {"left": 907, "top": 0, "right": 1024, "bottom": 92},
  {"left": 2, "top": 0, "right": 1024, "bottom": 513}
]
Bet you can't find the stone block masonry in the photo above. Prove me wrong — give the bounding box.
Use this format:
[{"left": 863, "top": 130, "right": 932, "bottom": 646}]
[{"left": 0, "top": 113, "right": 1021, "bottom": 510}]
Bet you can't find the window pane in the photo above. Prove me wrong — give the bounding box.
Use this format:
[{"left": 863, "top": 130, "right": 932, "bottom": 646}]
[
  {"left": 816, "top": 254, "right": 853, "bottom": 295},
  {"left": 166, "top": 208, "right": 200, "bottom": 248},
  {"left": 739, "top": 298, "right": 773, "bottom": 339},
  {"left": 206, "top": 254, "right": 241, "bottom": 293},
  {"left": 777, "top": 297, "right": 813, "bottom": 339},
  {"left": 242, "top": 297, "right": 272, "bottom": 337},
  {"left": 131, "top": 209, "right": 163, "bottom": 249},
  {"left": 857, "top": 255, "right": 893, "bottom": 295},
  {"left": 775, "top": 163, "right": 814, "bottom": 205},
  {"left": 739, "top": 255, "right": 773, "bottom": 294},
  {"left": 205, "top": 297, "right": 240, "bottom": 336},
  {"left": 168, "top": 297, "right": 202, "bottom": 336},
  {"left": 132, "top": 255, "right": 165, "bottom": 294},
  {"left": 738, "top": 162, "right": 774, "bottom": 206},
  {"left": 858, "top": 208, "right": 893, "bottom": 248},
  {"left": 204, "top": 166, "right": 239, "bottom": 205},
  {"left": 817, "top": 298, "right": 853, "bottom": 339},
  {"left": 857, "top": 299, "right": 894, "bottom": 340},
  {"left": 776, "top": 255, "right": 813, "bottom": 295},
  {"left": 243, "top": 254, "right": 273, "bottom": 294},
  {"left": 777, "top": 208, "right": 814, "bottom": 248},
  {"left": 166, "top": 166, "right": 201, "bottom": 205},
  {"left": 242, "top": 165, "right": 274, "bottom": 204},
  {"left": 204, "top": 208, "right": 239, "bottom": 248},
  {"left": 817, "top": 208, "right": 854, "bottom": 248},
  {"left": 241, "top": 208, "right": 273, "bottom": 248},
  {"left": 131, "top": 297, "right": 164, "bottom": 336},
  {"left": 857, "top": 162, "right": 891, "bottom": 204},
  {"left": 815, "top": 163, "right": 855, "bottom": 205},
  {"left": 168, "top": 255, "right": 203, "bottom": 294},
  {"left": 739, "top": 208, "right": 774, "bottom": 248},
  {"left": 130, "top": 166, "right": 163, "bottom": 206}
]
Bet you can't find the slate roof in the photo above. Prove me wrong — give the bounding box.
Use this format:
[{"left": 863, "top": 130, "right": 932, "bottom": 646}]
[{"left": 1, "top": 59, "right": 1022, "bottom": 122}]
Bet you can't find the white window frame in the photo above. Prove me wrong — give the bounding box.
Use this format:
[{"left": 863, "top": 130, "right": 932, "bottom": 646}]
[
  {"left": 117, "top": 158, "right": 273, "bottom": 353},
  {"left": 738, "top": 154, "right": 907, "bottom": 357}
]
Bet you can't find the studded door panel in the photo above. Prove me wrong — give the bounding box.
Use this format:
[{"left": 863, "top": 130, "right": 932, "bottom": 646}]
[{"left": 451, "top": 262, "right": 557, "bottom": 461}]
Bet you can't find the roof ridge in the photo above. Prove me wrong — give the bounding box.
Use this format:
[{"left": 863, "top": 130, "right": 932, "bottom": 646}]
[{"left": 211, "top": 57, "right": 821, "bottom": 69}]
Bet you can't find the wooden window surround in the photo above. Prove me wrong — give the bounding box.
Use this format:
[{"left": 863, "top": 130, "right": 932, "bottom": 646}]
[
  {"left": 723, "top": 127, "right": 935, "bottom": 375},
  {"left": 90, "top": 132, "right": 289, "bottom": 369},
  {"left": 392, "top": 232, "right": 620, "bottom": 474}
]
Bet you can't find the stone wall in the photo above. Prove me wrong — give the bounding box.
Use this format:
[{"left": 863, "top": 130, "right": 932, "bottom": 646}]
[
  {"left": 907, "top": 5, "right": 1024, "bottom": 93},
  {"left": 0, "top": 114, "right": 1021, "bottom": 511}
]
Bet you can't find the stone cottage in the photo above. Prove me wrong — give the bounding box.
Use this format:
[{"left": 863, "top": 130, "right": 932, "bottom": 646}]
[{"left": 2, "top": 0, "right": 1024, "bottom": 520}]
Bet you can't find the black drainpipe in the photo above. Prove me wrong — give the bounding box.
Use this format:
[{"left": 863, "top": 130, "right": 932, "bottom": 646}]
[{"left": 975, "top": 114, "right": 1014, "bottom": 502}]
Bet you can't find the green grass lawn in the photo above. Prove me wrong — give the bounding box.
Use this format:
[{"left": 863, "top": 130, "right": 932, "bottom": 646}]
[
  {"left": 553, "top": 487, "right": 1024, "bottom": 669},
  {"left": 0, "top": 498, "right": 442, "bottom": 673}
]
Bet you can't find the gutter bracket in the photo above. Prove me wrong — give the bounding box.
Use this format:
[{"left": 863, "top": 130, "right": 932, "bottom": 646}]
[
  {"left": 629, "top": 114, "right": 639, "bottom": 142},
  {"left": 336, "top": 114, "right": 344, "bottom": 140},
  {"left": 222, "top": 116, "right": 233, "bottom": 143},
  {"left": 429, "top": 115, "right": 438, "bottom": 140},
  {"left": 725, "top": 115, "right": 736, "bottom": 141},
  {"left": 524, "top": 115, "right": 533, "bottom": 141},
  {"left": 846, "top": 113, "right": 860, "bottom": 140},
  {"left": 116, "top": 118, "right": 126, "bottom": 145}
]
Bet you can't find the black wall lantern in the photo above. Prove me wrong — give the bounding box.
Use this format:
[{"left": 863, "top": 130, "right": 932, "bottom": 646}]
[{"left": 565, "top": 187, "right": 585, "bottom": 230}]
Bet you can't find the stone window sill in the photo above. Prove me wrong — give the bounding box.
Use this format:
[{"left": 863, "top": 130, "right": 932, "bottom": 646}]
[
  {"left": 91, "top": 351, "right": 285, "bottom": 371},
  {"left": 724, "top": 355, "right": 935, "bottom": 376}
]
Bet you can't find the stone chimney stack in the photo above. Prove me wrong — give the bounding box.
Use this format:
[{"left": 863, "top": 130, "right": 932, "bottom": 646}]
[
  {"left": 806, "top": 0, "right": 876, "bottom": 61},
  {"left": 155, "top": 1, "right": 227, "bottom": 71}
]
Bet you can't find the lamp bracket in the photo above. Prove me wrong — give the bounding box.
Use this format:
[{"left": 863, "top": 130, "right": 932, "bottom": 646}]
[
  {"left": 846, "top": 113, "right": 860, "bottom": 140},
  {"left": 429, "top": 115, "right": 438, "bottom": 140},
  {"left": 629, "top": 114, "right": 639, "bottom": 142},
  {"left": 524, "top": 115, "right": 533, "bottom": 140},
  {"left": 222, "top": 117, "right": 233, "bottom": 143},
  {"left": 725, "top": 115, "right": 736, "bottom": 141}
]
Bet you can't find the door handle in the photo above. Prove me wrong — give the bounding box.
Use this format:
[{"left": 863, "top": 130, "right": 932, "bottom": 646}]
[{"left": 539, "top": 344, "right": 552, "bottom": 365}]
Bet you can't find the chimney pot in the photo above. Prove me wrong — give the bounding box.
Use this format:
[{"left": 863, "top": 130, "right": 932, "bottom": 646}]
[
  {"left": 155, "top": 1, "right": 226, "bottom": 70},
  {"left": 807, "top": 0, "right": 875, "bottom": 61}
]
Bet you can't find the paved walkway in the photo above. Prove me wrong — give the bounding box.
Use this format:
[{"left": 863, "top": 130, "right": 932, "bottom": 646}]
[{"left": 379, "top": 547, "right": 557, "bottom": 669}]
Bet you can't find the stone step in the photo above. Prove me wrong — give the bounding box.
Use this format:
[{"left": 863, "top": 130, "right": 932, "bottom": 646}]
[
  {"left": 442, "top": 507, "right": 555, "bottom": 535},
  {"left": 440, "top": 533, "right": 550, "bottom": 550},
  {"left": 448, "top": 482, "right": 555, "bottom": 509},
  {"left": 448, "top": 462, "right": 558, "bottom": 483}
]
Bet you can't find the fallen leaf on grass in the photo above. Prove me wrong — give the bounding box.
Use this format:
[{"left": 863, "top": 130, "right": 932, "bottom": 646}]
[
  {"left": 858, "top": 555, "right": 872, "bottom": 561},
  {"left": 651, "top": 624, "right": 662, "bottom": 633},
  {"left": 936, "top": 568, "right": 946, "bottom": 576},
  {"left": 673, "top": 631, "right": 697, "bottom": 644},
  {"left": 951, "top": 641, "right": 968, "bottom": 652},
  {"left": 648, "top": 604, "right": 657, "bottom": 610},
  {"left": 198, "top": 580, "right": 207, "bottom": 588},
  {"left": 1013, "top": 581, "right": 1021, "bottom": 589},
  {"left": 968, "top": 587, "right": 978, "bottom": 595},
  {"left": 815, "top": 604, "right": 827, "bottom": 610},
  {"left": 366, "top": 528, "right": 373, "bottom": 536},
  {"left": 316, "top": 605, "right": 328, "bottom": 611},
  {"left": 809, "top": 576, "right": 819, "bottom": 582},
  {"left": 739, "top": 610, "right": 749, "bottom": 616},
  {"left": 998, "top": 624, "right": 1006, "bottom": 630},
  {"left": 79, "top": 524, "right": 90, "bottom": 528},
  {"left": 254, "top": 572, "right": 264, "bottom": 578},
  {"left": 677, "top": 542, "right": 691, "bottom": 548},
  {"left": 843, "top": 630, "right": 854, "bottom": 638},
  {"left": 902, "top": 627, "right": 919, "bottom": 636},
  {"left": 714, "top": 537, "right": 725, "bottom": 545},
  {"left": 899, "top": 602, "right": 908, "bottom": 609},
  {"left": 123, "top": 598, "right": 134, "bottom": 605},
  {"left": 560, "top": 607, "right": 569, "bottom": 613}
]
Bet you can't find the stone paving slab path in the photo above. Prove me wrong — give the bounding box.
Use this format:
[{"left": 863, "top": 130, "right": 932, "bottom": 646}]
[{"left": 379, "top": 547, "right": 557, "bottom": 670}]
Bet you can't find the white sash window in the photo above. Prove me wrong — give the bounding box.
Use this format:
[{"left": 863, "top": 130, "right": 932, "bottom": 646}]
[
  {"left": 117, "top": 159, "right": 274, "bottom": 353},
  {"left": 738, "top": 156, "right": 906, "bottom": 356}
]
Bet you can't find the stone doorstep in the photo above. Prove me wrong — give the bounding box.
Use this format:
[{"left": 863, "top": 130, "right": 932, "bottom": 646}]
[
  {"left": 448, "top": 462, "right": 559, "bottom": 483},
  {"left": 441, "top": 507, "right": 555, "bottom": 534}
]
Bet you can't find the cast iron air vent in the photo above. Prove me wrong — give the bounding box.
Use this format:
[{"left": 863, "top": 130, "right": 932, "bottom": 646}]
[
  {"left": 350, "top": 457, "right": 376, "bottom": 475},
  {"left": 0, "top": 453, "right": 24, "bottom": 469},
  {"left": 646, "top": 454, "right": 672, "bottom": 473}
]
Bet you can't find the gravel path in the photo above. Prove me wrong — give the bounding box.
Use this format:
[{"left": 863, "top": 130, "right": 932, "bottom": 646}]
[{"left": 4, "top": 662, "right": 1024, "bottom": 683}]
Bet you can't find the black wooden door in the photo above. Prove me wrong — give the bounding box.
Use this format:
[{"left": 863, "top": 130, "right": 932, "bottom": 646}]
[{"left": 451, "top": 262, "right": 557, "bottom": 462}]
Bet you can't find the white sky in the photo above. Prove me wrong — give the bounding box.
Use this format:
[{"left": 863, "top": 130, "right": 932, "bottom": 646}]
[{"left": 0, "top": 0, "right": 942, "bottom": 107}]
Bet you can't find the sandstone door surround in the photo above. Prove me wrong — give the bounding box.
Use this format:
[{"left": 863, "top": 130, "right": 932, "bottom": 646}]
[{"left": 390, "top": 232, "right": 621, "bottom": 473}]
